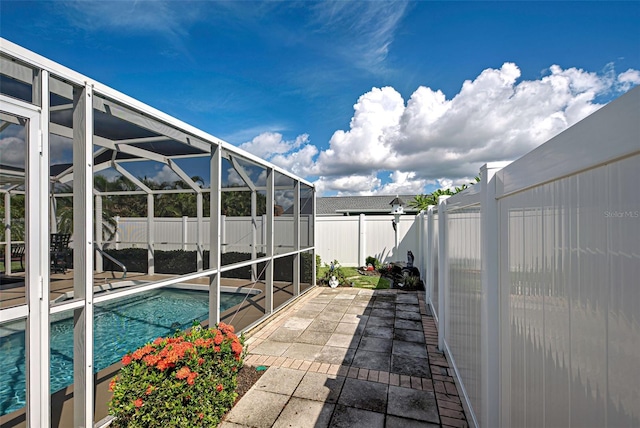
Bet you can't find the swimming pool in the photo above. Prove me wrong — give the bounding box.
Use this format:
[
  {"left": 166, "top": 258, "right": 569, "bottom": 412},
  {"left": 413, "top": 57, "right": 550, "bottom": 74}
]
[{"left": 0, "top": 288, "right": 247, "bottom": 416}]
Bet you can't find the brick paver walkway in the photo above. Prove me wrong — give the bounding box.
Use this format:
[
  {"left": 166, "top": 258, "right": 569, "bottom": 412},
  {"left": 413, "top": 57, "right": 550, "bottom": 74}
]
[{"left": 221, "top": 287, "right": 468, "bottom": 428}]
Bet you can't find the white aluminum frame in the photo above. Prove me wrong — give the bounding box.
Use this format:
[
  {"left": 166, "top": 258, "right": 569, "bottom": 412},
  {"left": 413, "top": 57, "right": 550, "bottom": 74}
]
[
  {"left": 0, "top": 94, "right": 50, "bottom": 428},
  {"left": 0, "top": 38, "right": 316, "bottom": 428}
]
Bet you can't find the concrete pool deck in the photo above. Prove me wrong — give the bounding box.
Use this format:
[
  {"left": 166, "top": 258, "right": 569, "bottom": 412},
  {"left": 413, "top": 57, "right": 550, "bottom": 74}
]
[{"left": 223, "top": 287, "right": 469, "bottom": 428}]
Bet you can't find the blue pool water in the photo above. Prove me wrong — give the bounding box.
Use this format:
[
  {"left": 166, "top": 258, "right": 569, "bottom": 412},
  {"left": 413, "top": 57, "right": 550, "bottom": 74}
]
[{"left": 0, "top": 288, "right": 246, "bottom": 416}]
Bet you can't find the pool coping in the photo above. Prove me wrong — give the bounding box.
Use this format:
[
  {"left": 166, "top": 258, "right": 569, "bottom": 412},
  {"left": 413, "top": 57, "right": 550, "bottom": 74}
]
[{"left": 0, "top": 282, "right": 317, "bottom": 428}]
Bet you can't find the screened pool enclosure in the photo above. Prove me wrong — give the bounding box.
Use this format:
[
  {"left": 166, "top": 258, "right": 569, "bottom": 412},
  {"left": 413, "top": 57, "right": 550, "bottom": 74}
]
[{"left": 0, "top": 39, "right": 315, "bottom": 427}]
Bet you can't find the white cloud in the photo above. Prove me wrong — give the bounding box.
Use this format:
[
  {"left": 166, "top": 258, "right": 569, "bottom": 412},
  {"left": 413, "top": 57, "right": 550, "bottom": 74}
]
[
  {"left": 61, "top": 1, "right": 199, "bottom": 38},
  {"left": 293, "top": 62, "right": 639, "bottom": 195},
  {"left": 378, "top": 171, "right": 428, "bottom": 195},
  {"left": 234, "top": 63, "right": 637, "bottom": 196},
  {"left": 0, "top": 136, "right": 26, "bottom": 168},
  {"left": 237, "top": 132, "right": 319, "bottom": 179},
  {"left": 617, "top": 69, "right": 640, "bottom": 92},
  {"left": 314, "top": 87, "right": 404, "bottom": 177},
  {"left": 58, "top": 0, "right": 204, "bottom": 57},
  {"left": 50, "top": 134, "right": 74, "bottom": 165},
  {"left": 275, "top": 190, "right": 295, "bottom": 211},
  {"left": 309, "top": 1, "right": 409, "bottom": 70},
  {"left": 270, "top": 144, "right": 318, "bottom": 177},
  {"left": 239, "top": 132, "right": 308, "bottom": 160},
  {"left": 314, "top": 174, "right": 382, "bottom": 196},
  {"left": 151, "top": 165, "right": 181, "bottom": 184},
  {"left": 0, "top": 124, "right": 27, "bottom": 170},
  {"left": 226, "top": 168, "right": 246, "bottom": 187}
]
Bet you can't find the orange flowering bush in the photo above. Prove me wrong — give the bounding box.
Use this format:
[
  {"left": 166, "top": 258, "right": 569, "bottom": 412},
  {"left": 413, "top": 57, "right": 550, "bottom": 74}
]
[{"left": 108, "top": 322, "right": 245, "bottom": 427}]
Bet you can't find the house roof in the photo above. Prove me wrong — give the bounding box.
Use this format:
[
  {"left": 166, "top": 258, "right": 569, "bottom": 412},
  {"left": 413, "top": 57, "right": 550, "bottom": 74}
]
[{"left": 317, "top": 195, "right": 419, "bottom": 216}]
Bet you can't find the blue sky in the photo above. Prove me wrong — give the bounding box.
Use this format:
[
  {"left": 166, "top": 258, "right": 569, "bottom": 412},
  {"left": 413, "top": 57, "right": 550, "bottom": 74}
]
[{"left": 1, "top": 1, "right": 639, "bottom": 195}]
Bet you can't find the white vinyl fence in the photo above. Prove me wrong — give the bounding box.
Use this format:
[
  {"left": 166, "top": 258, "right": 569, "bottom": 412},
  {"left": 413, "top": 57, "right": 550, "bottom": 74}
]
[
  {"left": 114, "top": 214, "right": 417, "bottom": 267},
  {"left": 422, "top": 87, "right": 640, "bottom": 427},
  {"left": 315, "top": 215, "right": 419, "bottom": 266},
  {"left": 111, "top": 215, "right": 313, "bottom": 254}
]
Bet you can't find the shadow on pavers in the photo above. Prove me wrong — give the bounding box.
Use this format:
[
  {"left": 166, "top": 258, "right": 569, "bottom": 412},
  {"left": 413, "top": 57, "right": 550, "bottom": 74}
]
[{"left": 313, "top": 287, "right": 437, "bottom": 428}]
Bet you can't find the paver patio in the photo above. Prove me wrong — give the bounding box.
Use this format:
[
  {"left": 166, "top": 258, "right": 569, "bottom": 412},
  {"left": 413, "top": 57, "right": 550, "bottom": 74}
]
[{"left": 221, "top": 287, "right": 469, "bottom": 428}]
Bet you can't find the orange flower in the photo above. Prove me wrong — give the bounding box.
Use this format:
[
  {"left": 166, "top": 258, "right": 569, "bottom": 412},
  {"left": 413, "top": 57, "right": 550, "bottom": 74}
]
[
  {"left": 198, "top": 413, "right": 204, "bottom": 420},
  {"left": 214, "top": 346, "right": 221, "bottom": 352},
  {"left": 108, "top": 377, "right": 117, "bottom": 392},
  {"left": 145, "top": 385, "right": 154, "bottom": 395},
  {"left": 132, "top": 344, "right": 154, "bottom": 360},
  {"left": 198, "top": 358, "right": 205, "bottom": 365},
  {"left": 143, "top": 354, "right": 161, "bottom": 367},
  {"left": 134, "top": 398, "right": 143, "bottom": 408},
  {"left": 156, "top": 359, "right": 173, "bottom": 371},
  {"left": 153, "top": 337, "right": 164, "bottom": 345},
  {"left": 121, "top": 355, "right": 132, "bottom": 366},
  {"left": 187, "top": 372, "right": 198, "bottom": 385},
  {"left": 216, "top": 384, "right": 224, "bottom": 392},
  {"left": 219, "top": 322, "right": 235, "bottom": 334},
  {"left": 231, "top": 341, "right": 243, "bottom": 356},
  {"left": 194, "top": 338, "right": 206, "bottom": 347},
  {"left": 213, "top": 332, "right": 223, "bottom": 345},
  {"left": 176, "top": 367, "right": 192, "bottom": 380},
  {"left": 160, "top": 341, "right": 194, "bottom": 363}
]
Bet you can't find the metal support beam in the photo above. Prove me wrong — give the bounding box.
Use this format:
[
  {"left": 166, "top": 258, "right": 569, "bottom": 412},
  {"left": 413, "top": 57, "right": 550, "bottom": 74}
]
[
  {"left": 168, "top": 158, "right": 201, "bottom": 193},
  {"left": 251, "top": 190, "right": 257, "bottom": 281},
  {"left": 209, "top": 145, "right": 221, "bottom": 326},
  {"left": 72, "top": 83, "right": 94, "bottom": 428},
  {"left": 265, "top": 168, "right": 274, "bottom": 314},
  {"left": 147, "top": 193, "right": 154, "bottom": 275},
  {"left": 229, "top": 155, "right": 256, "bottom": 191},
  {"left": 312, "top": 187, "right": 317, "bottom": 291},
  {"left": 49, "top": 181, "right": 58, "bottom": 234},
  {"left": 4, "top": 192, "right": 11, "bottom": 275},
  {"left": 293, "top": 181, "right": 300, "bottom": 296},
  {"left": 113, "top": 163, "right": 153, "bottom": 193},
  {"left": 196, "top": 192, "right": 203, "bottom": 271},
  {"left": 92, "top": 96, "right": 211, "bottom": 153},
  {"left": 36, "top": 71, "right": 51, "bottom": 427},
  {"left": 5, "top": 92, "right": 52, "bottom": 428},
  {"left": 95, "top": 194, "right": 103, "bottom": 272}
]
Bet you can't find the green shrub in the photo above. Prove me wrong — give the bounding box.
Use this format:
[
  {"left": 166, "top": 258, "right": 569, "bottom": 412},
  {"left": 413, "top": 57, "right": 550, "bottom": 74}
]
[
  {"left": 365, "top": 256, "right": 379, "bottom": 268},
  {"left": 301, "top": 252, "right": 314, "bottom": 284},
  {"left": 109, "top": 322, "right": 245, "bottom": 427},
  {"left": 318, "top": 259, "right": 348, "bottom": 287},
  {"left": 104, "top": 248, "right": 147, "bottom": 273},
  {"left": 102, "top": 249, "right": 317, "bottom": 283}
]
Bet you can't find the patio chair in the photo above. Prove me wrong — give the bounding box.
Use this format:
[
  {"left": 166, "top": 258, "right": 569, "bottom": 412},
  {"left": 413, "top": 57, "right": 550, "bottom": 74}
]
[
  {"left": 51, "top": 233, "right": 71, "bottom": 274},
  {"left": 10, "top": 243, "right": 25, "bottom": 270}
]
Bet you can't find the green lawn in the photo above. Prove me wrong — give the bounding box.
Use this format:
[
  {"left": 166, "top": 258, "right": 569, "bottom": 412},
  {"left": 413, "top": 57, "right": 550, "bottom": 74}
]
[
  {"left": 0, "top": 261, "right": 24, "bottom": 273},
  {"left": 318, "top": 266, "right": 390, "bottom": 289}
]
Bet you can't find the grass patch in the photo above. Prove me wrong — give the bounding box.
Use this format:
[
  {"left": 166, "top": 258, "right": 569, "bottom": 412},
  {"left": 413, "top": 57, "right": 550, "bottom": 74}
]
[
  {"left": 0, "top": 261, "right": 24, "bottom": 273},
  {"left": 318, "top": 266, "right": 390, "bottom": 289}
]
